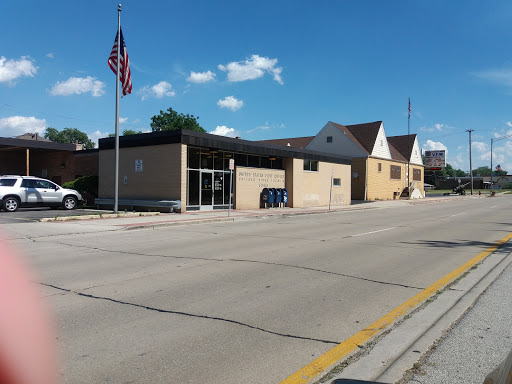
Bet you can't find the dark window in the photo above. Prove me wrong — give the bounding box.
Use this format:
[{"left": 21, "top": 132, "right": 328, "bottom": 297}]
[
  {"left": 188, "top": 148, "right": 200, "bottom": 169},
  {"left": 304, "top": 159, "right": 319, "bottom": 171},
  {"left": 390, "top": 165, "right": 401, "bottom": 180},
  {"left": 413, "top": 168, "right": 421, "bottom": 181},
  {"left": 260, "top": 157, "right": 271, "bottom": 169},
  {"left": 378, "top": 163, "right": 382, "bottom": 172},
  {"left": 201, "top": 151, "right": 213, "bottom": 169},
  {"left": 234, "top": 153, "right": 247, "bottom": 167},
  {"left": 0, "top": 179, "right": 16, "bottom": 187},
  {"left": 188, "top": 170, "right": 200, "bottom": 205},
  {"left": 248, "top": 155, "right": 259, "bottom": 168},
  {"left": 213, "top": 153, "right": 223, "bottom": 170},
  {"left": 21, "top": 179, "right": 38, "bottom": 188},
  {"left": 333, "top": 178, "right": 341, "bottom": 186},
  {"left": 272, "top": 158, "right": 283, "bottom": 169},
  {"left": 327, "top": 136, "right": 333, "bottom": 143},
  {"left": 223, "top": 153, "right": 234, "bottom": 171}
]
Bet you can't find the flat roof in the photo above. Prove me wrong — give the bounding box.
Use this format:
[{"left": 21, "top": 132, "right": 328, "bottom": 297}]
[
  {"left": 0, "top": 137, "right": 77, "bottom": 151},
  {"left": 99, "top": 129, "right": 352, "bottom": 165}
]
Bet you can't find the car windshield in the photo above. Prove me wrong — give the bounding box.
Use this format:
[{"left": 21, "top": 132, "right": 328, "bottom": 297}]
[{"left": 0, "top": 179, "right": 17, "bottom": 187}]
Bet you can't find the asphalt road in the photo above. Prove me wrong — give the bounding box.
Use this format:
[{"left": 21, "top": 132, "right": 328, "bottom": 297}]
[{"left": 2, "top": 196, "right": 511, "bottom": 384}]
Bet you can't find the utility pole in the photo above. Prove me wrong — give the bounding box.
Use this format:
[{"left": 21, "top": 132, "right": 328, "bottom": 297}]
[{"left": 466, "top": 129, "right": 474, "bottom": 195}]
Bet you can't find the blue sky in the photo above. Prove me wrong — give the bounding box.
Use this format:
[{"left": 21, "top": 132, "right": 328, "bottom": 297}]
[{"left": 2, "top": 1, "right": 512, "bottom": 173}]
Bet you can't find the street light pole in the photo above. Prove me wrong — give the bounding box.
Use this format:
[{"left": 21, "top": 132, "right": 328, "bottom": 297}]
[{"left": 466, "top": 129, "right": 474, "bottom": 195}]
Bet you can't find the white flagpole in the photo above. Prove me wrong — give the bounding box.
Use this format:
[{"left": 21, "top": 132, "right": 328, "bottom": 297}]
[{"left": 114, "top": 4, "right": 121, "bottom": 213}]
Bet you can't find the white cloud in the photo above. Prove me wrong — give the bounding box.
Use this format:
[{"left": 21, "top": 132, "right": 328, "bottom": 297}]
[
  {"left": 218, "top": 54, "right": 284, "bottom": 84},
  {"left": 89, "top": 130, "right": 110, "bottom": 147},
  {"left": 187, "top": 70, "right": 216, "bottom": 83},
  {"left": 217, "top": 96, "right": 244, "bottom": 111},
  {"left": 209, "top": 125, "right": 239, "bottom": 138},
  {"left": 507, "top": 122, "right": 512, "bottom": 128},
  {"left": 140, "top": 81, "right": 175, "bottom": 100},
  {"left": 50, "top": 76, "right": 105, "bottom": 97},
  {"left": 422, "top": 140, "right": 447, "bottom": 151},
  {"left": 420, "top": 123, "right": 447, "bottom": 133},
  {"left": 46, "top": 53, "right": 55, "bottom": 59},
  {"left": 472, "top": 141, "right": 488, "bottom": 152},
  {"left": 472, "top": 68, "right": 512, "bottom": 88},
  {"left": 119, "top": 117, "right": 128, "bottom": 124},
  {"left": 0, "top": 116, "right": 47, "bottom": 137},
  {"left": 0, "top": 56, "right": 38, "bottom": 84}
]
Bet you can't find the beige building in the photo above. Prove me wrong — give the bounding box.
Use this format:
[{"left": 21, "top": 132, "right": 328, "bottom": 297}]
[
  {"left": 261, "top": 121, "right": 424, "bottom": 200},
  {"left": 97, "top": 129, "right": 352, "bottom": 213}
]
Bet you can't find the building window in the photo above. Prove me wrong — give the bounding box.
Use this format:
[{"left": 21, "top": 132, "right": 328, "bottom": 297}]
[
  {"left": 327, "top": 136, "right": 333, "bottom": 143},
  {"left": 390, "top": 165, "right": 401, "bottom": 180},
  {"left": 381, "top": 140, "right": 383, "bottom": 146},
  {"left": 378, "top": 163, "right": 382, "bottom": 172},
  {"left": 304, "top": 159, "right": 318, "bottom": 171},
  {"left": 333, "top": 178, "right": 341, "bottom": 186},
  {"left": 413, "top": 168, "right": 421, "bottom": 181}
]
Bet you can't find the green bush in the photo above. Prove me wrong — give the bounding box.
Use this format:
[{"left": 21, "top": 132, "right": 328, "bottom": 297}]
[{"left": 63, "top": 175, "right": 98, "bottom": 205}]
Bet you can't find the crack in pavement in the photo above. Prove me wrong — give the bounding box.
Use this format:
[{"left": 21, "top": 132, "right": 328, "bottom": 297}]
[
  {"left": 228, "top": 259, "right": 425, "bottom": 290},
  {"left": 31, "top": 239, "right": 424, "bottom": 290},
  {"left": 40, "top": 282, "right": 341, "bottom": 346}
]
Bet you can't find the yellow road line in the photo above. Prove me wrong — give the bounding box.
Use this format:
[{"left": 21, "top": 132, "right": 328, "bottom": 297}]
[{"left": 280, "top": 232, "right": 512, "bottom": 384}]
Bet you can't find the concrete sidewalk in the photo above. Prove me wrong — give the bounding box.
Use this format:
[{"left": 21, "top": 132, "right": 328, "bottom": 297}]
[{"left": 401, "top": 258, "right": 512, "bottom": 384}]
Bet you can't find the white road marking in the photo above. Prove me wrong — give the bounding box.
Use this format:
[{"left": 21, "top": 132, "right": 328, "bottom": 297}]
[
  {"left": 450, "top": 213, "right": 467, "bottom": 217},
  {"left": 351, "top": 227, "right": 396, "bottom": 237}
]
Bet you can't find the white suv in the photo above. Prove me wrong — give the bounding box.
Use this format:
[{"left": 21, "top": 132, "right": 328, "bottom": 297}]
[{"left": 0, "top": 176, "right": 83, "bottom": 212}]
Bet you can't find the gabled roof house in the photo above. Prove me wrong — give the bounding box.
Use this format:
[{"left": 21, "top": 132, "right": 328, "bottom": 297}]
[{"left": 263, "top": 121, "right": 424, "bottom": 200}]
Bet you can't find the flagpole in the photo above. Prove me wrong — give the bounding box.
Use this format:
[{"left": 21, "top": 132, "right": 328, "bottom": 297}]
[
  {"left": 407, "top": 98, "right": 410, "bottom": 196},
  {"left": 114, "top": 4, "right": 121, "bottom": 213}
]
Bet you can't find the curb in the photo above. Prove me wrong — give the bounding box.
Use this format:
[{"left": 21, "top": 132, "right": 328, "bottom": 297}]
[{"left": 328, "top": 244, "right": 512, "bottom": 384}]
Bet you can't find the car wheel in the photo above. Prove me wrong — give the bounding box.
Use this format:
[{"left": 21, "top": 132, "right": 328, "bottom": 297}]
[
  {"left": 63, "top": 196, "right": 77, "bottom": 210},
  {"left": 3, "top": 197, "right": 20, "bottom": 212}
]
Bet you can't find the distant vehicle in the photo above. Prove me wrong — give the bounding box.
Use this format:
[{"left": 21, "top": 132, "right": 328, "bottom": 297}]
[
  {"left": 0, "top": 176, "right": 82, "bottom": 212},
  {"left": 424, "top": 183, "right": 435, "bottom": 190}
]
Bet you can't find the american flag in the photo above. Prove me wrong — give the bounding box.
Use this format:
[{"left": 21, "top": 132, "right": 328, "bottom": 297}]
[
  {"left": 408, "top": 98, "right": 411, "bottom": 117},
  {"left": 108, "top": 28, "right": 132, "bottom": 97},
  {"left": 496, "top": 164, "right": 503, "bottom": 171}
]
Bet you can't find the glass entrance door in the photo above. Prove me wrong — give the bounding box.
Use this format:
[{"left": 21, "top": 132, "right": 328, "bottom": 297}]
[{"left": 201, "top": 171, "right": 213, "bottom": 209}]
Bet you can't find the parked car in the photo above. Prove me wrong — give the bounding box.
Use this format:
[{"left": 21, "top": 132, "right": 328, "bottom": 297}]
[
  {"left": 0, "top": 176, "right": 82, "bottom": 212},
  {"left": 424, "top": 183, "right": 436, "bottom": 190}
]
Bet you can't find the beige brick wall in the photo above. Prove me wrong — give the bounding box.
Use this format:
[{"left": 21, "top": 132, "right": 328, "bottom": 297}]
[
  {"left": 283, "top": 158, "right": 304, "bottom": 208},
  {"left": 365, "top": 158, "right": 424, "bottom": 200},
  {"left": 98, "top": 143, "right": 184, "bottom": 201},
  {"left": 303, "top": 161, "right": 351, "bottom": 206},
  {"left": 235, "top": 167, "right": 285, "bottom": 209}
]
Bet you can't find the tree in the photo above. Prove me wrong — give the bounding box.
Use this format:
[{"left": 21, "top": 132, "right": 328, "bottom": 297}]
[
  {"left": 44, "top": 127, "right": 95, "bottom": 149},
  {"left": 150, "top": 107, "right": 205, "bottom": 132},
  {"left": 472, "top": 166, "right": 492, "bottom": 177},
  {"left": 108, "top": 129, "right": 143, "bottom": 138}
]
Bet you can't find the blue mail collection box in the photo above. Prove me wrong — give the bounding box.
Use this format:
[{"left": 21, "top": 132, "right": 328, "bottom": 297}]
[
  {"left": 281, "top": 188, "right": 288, "bottom": 207},
  {"left": 261, "top": 188, "right": 274, "bottom": 208},
  {"left": 274, "top": 188, "right": 282, "bottom": 206}
]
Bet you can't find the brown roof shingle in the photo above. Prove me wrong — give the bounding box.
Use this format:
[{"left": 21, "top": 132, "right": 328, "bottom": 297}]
[
  {"left": 257, "top": 136, "right": 314, "bottom": 149},
  {"left": 387, "top": 134, "right": 417, "bottom": 161}
]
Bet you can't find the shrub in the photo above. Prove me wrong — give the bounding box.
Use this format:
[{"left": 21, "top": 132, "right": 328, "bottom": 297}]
[{"left": 63, "top": 175, "right": 98, "bottom": 205}]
